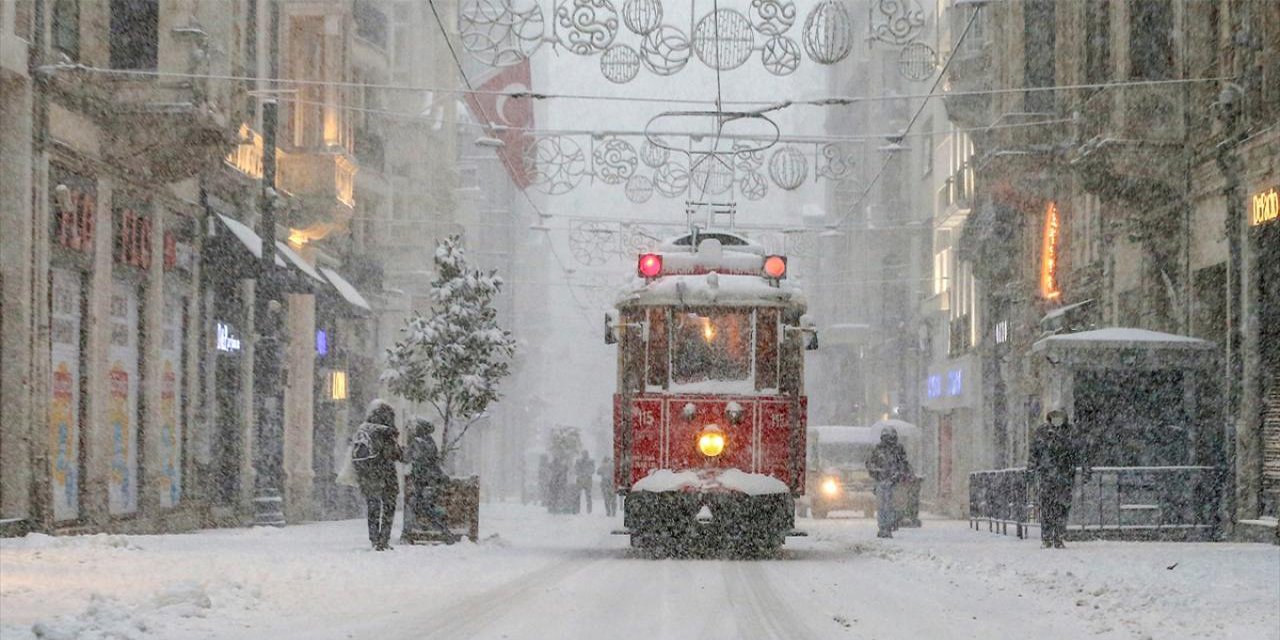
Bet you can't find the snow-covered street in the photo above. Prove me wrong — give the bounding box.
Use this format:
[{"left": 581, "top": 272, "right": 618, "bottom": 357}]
[{"left": 1, "top": 504, "right": 1276, "bottom": 640}]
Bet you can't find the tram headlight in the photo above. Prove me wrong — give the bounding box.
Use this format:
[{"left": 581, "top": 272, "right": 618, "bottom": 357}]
[
  {"left": 820, "top": 476, "right": 840, "bottom": 497},
  {"left": 697, "top": 425, "right": 726, "bottom": 458}
]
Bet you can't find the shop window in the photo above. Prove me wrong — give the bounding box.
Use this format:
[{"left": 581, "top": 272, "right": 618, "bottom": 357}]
[
  {"left": 328, "top": 370, "right": 349, "bottom": 401},
  {"left": 109, "top": 0, "right": 158, "bottom": 70}
]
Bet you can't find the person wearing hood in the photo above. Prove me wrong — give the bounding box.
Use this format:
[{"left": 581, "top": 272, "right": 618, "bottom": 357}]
[
  {"left": 351, "top": 400, "right": 402, "bottom": 550},
  {"left": 403, "top": 418, "right": 456, "bottom": 543},
  {"left": 866, "top": 427, "right": 911, "bottom": 539},
  {"left": 1029, "top": 409, "right": 1090, "bottom": 548}
]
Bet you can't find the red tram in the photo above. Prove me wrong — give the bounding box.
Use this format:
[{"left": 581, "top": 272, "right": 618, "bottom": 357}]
[{"left": 606, "top": 230, "right": 815, "bottom": 554}]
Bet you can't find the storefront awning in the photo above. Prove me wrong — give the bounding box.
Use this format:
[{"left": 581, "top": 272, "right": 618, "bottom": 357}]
[
  {"left": 1032, "top": 328, "right": 1213, "bottom": 352},
  {"left": 275, "top": 241, "right": 326, "bottom": 285},
  {"left": 319, "top": 267, "right": 372, "bottom": 312},
  {"left": 216, "top": 214, "right": 287, "bottom": 268}
]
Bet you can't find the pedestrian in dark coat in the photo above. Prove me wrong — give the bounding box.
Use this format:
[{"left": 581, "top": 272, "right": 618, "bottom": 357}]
[
  {"left": 403, "top": 418, "right": 455, "bottom": 543},
  {"left": 352, "top": 400, "right": 402, "bottom": 550},
  {"left": 575, "top": 451, "right": 595, "bottom": 514},
  {"left": 597, "top": 456, "right": 616, "bottom": 517},
  {"left": 866, "top": 427, "right": 912, "bottom": 538},
  {"left": 1029, "top": 409, "right": 1090, "bottom": 548},
  {"left": 547, "top": 455, "right": 569, "bottom": 513}
]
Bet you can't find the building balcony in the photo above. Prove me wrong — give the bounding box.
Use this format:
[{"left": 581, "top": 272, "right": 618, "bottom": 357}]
[
  {"left": 98, "top": 78, "right": 234, "bottom": 181},
  {"left": 277, "top": 148, "right": 357, "bottom": 208},
  {"left": 1068, "top": 84, "right": 1187, "bottom": 199}
]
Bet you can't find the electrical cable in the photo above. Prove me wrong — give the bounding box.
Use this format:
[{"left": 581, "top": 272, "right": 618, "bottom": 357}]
[{"left": 424, "top": 0, "right": 597, "bottom": 327}]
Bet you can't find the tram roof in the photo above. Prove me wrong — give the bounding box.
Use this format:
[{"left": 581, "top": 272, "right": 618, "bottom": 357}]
[{"left": 616, "top": 272, "right": 805, "bottom": 308}]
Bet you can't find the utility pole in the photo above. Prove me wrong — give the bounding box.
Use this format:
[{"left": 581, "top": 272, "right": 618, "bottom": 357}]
[{"left": 253, "top": 0, "right": 286, "bottom": 527}]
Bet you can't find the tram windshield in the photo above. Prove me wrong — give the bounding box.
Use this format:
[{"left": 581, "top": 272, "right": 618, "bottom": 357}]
[{"left": 671, "top": 309, "right": 752, "bottom": 385}]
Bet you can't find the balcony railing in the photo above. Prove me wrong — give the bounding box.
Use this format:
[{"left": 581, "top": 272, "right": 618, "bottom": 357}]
[
  {"left": 277, "top": 149, "right": 357, "bottom": 208},
  {"left": 969, "top": 466, "right": 1223, "bottom": 541}
]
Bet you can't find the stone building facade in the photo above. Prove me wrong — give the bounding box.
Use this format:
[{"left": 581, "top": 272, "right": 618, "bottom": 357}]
[{"left": 0, "top": 0, "right": 469, "bottom": 535}]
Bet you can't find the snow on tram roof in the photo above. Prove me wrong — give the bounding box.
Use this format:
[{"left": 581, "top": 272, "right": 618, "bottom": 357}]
[{"left": 617, "top": 272, "right": 804, "bottom": 307}]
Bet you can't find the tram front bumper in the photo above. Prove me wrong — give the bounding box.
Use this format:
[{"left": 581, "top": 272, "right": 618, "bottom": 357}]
[{"left": 624, "top": 490, "right": 795, "bottom": 542}]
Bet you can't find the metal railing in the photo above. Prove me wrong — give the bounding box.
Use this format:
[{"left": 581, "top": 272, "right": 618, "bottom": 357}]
[{"left": 970, "top": 466, "right": 1223, "bottom": 540}]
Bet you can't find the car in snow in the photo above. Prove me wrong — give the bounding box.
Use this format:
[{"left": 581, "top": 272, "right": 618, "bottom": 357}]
[{"left": 802, "top": 423, "right": 922, "bottom": 520}]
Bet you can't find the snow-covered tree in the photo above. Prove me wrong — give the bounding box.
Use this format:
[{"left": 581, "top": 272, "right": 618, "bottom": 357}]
[{"left": 381, "top": 235, "right": 517, "bottom": 464}]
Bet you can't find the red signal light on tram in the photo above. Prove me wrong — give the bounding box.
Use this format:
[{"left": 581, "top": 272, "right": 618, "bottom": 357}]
[
  {"left": 638, "top": 253, "right": 663, "bottom": 278},
  {"left": 763, "top": 255, "right": 787, "bottom": 279}
]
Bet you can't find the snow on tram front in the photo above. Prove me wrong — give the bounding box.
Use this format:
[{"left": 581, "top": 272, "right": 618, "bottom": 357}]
[{"left": 605, "top": 231, "right": 816, "bottom": 556}]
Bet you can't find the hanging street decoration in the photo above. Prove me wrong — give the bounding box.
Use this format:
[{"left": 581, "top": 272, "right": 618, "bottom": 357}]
[
  {"left": 897, "top": 40, "right": 938, "bottom": 81},
  {"left": 569, "top": 221, "right": 619, "bottom": 266},
  {"left": 768, "top": 145, "right": 808, "bottom": 191},
  {"left": 521, "top": 133, "right": 859, "bottom": 197},
  {"left": 692, "top": 9, "right": 756, "bottom": 71},
  {"left": 868, "top": 0, "right": 926, "bottom": 47},
  {"left": 458, "top": 0, "right": 859, "bottom": 81},
  {"left": 550, "top": 217, "right": 823, "bottom": 268},
  {"left": 459, "top": 0, "right": 546, "bottom": 67},
  {"left": 801, "top": 0, "right": 854, "bottom": 65}
]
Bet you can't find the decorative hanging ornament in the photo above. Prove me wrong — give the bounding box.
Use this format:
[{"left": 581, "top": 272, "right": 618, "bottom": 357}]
[
  {"left": 600, "top": 44, "right": 642, "bottom": 83},
  {"left": 593, "top": 137, "right": 639, "bottom": 184},
  {"left": 640, "top": 25, "right": 691, "bottom": 76},
  {"left": 739, "top": 171, "right": 768, "bottom": 201},
  {"left": 897, "top": 40, "right": 937, "bottom": 81},
  {"left": 769, "top": 145, "right": 808, "bottom": 191},
  {"left": 733, "top": 141, "right": 765, "bottom": 172},
  {"left": 621, "top": 0, "right": 662, "bottom": 35},
  {"left": 870, "top": 0, "right": 926, "bottom": 46},
  {"left": 640, "top": 137, "right": 671, "bottom": 167},
  {"left": 525, "top": 136, "right": 588, "bottom": 195},
  {"left": 556, "top": 0, "right": 620, "bottom": 55},
  {"left": 749, "top": 0, "right": 797, "bottom": 36},
  {"left": 653, "top": 161, "right": 690, "bottom": 197},
  {"left": 689, "top": 154, "right": 735, "bottom": 196},
  {"left": 802, "top": 0, "right": 853, "bottom": 65},
  {"left": 459, "top": 0, "right": 546, "bottom": 67},
  {"left": 816, "top": 143, "right": 856, "bottom": 181},
  {"left": 692, "top": 9, "right": 755, "bottom": 71},
  {"left": 761, "top": 35, "right": 801, "bottom": 76},
  {"left": 569, "top": 221, "right": 617, "bottom": 266},
  {"left": 625, "top": 174, "right": 655, "bottom": 203}
]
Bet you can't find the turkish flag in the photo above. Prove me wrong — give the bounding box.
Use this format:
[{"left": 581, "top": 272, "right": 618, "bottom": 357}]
[{"left": 463, "top": 60, "right": 534, "bottom": 189}]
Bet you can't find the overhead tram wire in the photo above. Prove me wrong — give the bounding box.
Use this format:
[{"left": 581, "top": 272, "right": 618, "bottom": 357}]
[
  {"left": 833, "top": 4, "right": 980, "bottom": 229},
  {"left": 47, "top": 63, "right": 1234, "bottom": 112},
  {"left": 424, "top": 0, "right": 599, "bottom": 327},
  {"left": 263, "top": 93, "right": 1073, "bottom": 144}
]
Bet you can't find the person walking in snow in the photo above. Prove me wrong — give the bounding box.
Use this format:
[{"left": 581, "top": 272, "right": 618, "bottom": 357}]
[
  {"left": 403, "top": 418, "right": 456, "bottom": 543},
  {"left": 352, "top": 400, "right": 402, "bottom": 551},
  {"left": 866, "top": 427, "right": 912, "bottom": 539},
  {"left": 575, "top": 451, "right": 595, "bottom": 514},
  {"left": 1029, "top": 409, "right": 1090, "bottom": 549},
  {"left": 598, "top": 456, "right": 616, "bottom": 517}
]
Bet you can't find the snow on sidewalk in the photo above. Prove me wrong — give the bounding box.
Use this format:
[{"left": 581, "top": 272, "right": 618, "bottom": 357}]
[{"left": 1, "top": 506, "right": 1276, "bottom": 640}]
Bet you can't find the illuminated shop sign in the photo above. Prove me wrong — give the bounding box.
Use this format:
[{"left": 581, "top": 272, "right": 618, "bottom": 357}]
[
  {"left": 316, "top": 329, "right": 329, "bottom": 356},
  {"left": 1041, "top": 202, "right": 1061, "bottom": 299},
  {"left": 1251, "top": 186, "right": 1278, "bottom": 226},
  {"left": 215, "top": 322, "right": 242, "bottom": 353},
  {"left": 927, "top": 374, "right": 943, "bottom": 399},
  {"left": 947, "top": 369, "right": 963, "bottom": 396}
]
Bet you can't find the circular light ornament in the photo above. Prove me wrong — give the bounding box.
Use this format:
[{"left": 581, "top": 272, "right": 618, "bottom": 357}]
[
  {"left": 802, "top": 0, "right": 853, "bottom": 65},
  {"left": 692, "top": 9, "right": 755, "bottom": 71},
  {"left": 763, "top": 255, "right": 787, "bottom": 279},
  {"left": 697, "top": 425, "right": 726, "bottom": 458},
  {"left": 621, "top": 0, "right": 662, "bottom": 35}
]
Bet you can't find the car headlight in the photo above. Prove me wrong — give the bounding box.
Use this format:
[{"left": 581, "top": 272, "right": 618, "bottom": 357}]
[
  {"left": 697, "top": 425, "right": 725, "bottom": 457},
  {"left": 820, "top": 477, "right": 840, "bottom": 496}
]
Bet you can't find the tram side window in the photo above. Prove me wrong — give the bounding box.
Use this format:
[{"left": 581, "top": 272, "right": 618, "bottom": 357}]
[
  {"left": 755, "top": 308, "right": 778, "bottom": 391},
  {"left": 671, "top": 308, "right": 752, "bottom": 385},
  {"left": 646, "top": 308, "right": 669, "bottom": 389},
  {"left": 620, "top": 309, "right": 646, "bottom": 392}
]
